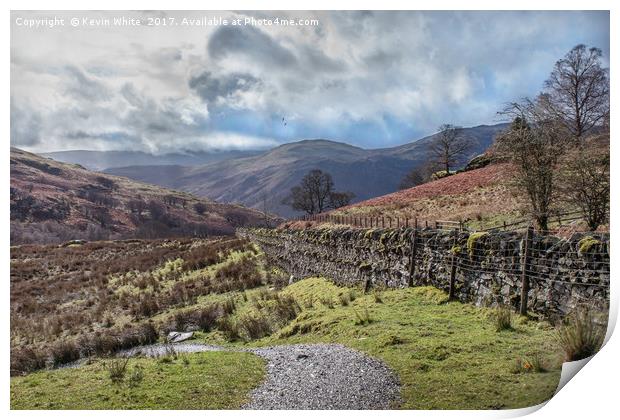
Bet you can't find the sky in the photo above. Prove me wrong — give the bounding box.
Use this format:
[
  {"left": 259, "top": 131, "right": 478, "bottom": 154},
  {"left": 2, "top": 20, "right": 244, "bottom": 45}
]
[{"left": 10, "top": 10, "right": 610, "bottom": 154}]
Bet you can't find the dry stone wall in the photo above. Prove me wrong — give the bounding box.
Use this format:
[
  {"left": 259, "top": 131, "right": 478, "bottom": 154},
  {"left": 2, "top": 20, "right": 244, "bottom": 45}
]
[{"left": 240, "top": 227, "right": 610, "bottom": 318}]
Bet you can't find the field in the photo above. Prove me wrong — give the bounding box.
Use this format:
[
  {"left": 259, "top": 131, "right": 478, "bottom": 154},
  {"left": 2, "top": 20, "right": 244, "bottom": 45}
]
[{"left": 11, "top": 238, "right": 563, "bottom": 409}]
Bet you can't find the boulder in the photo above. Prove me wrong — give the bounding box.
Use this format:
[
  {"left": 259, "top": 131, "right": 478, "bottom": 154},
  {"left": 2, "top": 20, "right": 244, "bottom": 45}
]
[{"left": 167, "top": 331, "right": 194, "bottom": 343}]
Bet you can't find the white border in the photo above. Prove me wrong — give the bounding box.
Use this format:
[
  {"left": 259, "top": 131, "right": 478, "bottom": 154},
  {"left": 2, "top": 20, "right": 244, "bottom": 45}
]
[{"left": 3, "top": 1, "right": 617, "bottom": 420}]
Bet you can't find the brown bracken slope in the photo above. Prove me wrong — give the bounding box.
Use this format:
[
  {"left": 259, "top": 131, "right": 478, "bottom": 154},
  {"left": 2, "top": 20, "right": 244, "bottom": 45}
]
[
  {"left": 325, "top": 162, "right": 524, "bottom": 229},
  {"left": 10, "top": 148, "right": 280, "bottom": 244}
]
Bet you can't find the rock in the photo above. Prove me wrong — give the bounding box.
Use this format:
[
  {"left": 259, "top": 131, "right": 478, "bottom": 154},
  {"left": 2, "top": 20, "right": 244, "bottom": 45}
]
[
  {"left": 464, "top": 153, "right": 494, "bottom": 171},
  {"left": 167, "top": 331, "right": 194, "bottom": 343}
]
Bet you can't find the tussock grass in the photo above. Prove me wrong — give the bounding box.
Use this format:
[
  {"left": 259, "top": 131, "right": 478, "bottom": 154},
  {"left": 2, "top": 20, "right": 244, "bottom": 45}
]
[
  {"left": 557, "top": 308, "right": 605, "bottom": 362},
  {"left": 492, "top": 306, "right": 513, "bottom": 332}
]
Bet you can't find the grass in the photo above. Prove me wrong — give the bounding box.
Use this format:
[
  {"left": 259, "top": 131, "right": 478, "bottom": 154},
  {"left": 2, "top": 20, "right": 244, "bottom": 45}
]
[
  {"left": 252, "top": 278, "right": 561, "bottom": 409},
  {"left": 11, "top": 351, "right": 265, "bottom": 409},
  {"left": 557, "top": 308, "right": 606, "bottom": 362},
  {"left": 492, "top": 306, "right": 513, "bottom": 332}
]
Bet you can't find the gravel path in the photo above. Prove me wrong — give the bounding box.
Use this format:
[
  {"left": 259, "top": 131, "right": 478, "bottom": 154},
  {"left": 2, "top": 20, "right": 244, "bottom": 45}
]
[
  {"left": 59, "top": 342, "right": 401, "bottom": 409},
  {"left": 116, "top": 343, "right": 223, "bottom": 358},
  {"left": 243, "top": 344, "right": 401, "bottom": 410}
]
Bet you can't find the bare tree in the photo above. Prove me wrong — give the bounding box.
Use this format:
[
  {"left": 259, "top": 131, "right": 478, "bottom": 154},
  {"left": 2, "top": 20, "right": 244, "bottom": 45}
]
[
  {"left": 496, "top": 100, "right": 571, "bottom": 230},
  {"left": 560, "top": 135, "right": 610, "bottom": 230},
  {"left": 399, "top": 168, "right": 425, "bottom": 190},
  {"left": 259, "top": 192, "right": 275, "bottom": 227},
  {"left": 540, "top": 44, "right": 609, "bottom": 139},
  {"left": 328, "top": 191, "right": 355, "bottom": 208},
  {"left": 429, "top": 124, "right": 473, "bottom": 174},
  {"left": 282, "top": 169, "right": 354, "bottom": 215}
]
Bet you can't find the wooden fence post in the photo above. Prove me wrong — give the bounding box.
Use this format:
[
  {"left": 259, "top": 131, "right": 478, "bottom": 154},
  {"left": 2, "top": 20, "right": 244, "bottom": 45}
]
[
  {"left": 448, "top": 231, "right": 458, "bottom": 300},
  {"left": 409, "top": 228, "right": 418, "bottom": 287},
  {"left": 519, "top": 226, "right": 534, "bottom": 316}
]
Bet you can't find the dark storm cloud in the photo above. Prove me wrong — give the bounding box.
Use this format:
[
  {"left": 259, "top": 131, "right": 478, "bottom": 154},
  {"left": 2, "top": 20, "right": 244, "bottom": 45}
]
[
  {"left": 10, "top": 102, "right": 42, "bottom": 147},
  {"left": 207, "top": 25, "right": 297, "bottom": 68},
  {"left": 188, "top": 71, "right": 261, "bottom": 105}
]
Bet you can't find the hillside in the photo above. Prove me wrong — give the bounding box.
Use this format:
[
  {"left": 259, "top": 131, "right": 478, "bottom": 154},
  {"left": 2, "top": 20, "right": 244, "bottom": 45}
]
[
  {"left": 103, "top": 124, "right": 509, "bottom": 217},
  {"left": 10, "top": 148, "right": 279, "bottom": 245},
  {"left": 328, "top": 162, "right": 523, "bottom": 229}
]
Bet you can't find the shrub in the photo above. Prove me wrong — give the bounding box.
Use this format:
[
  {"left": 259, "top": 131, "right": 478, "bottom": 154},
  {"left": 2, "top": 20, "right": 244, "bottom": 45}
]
[
  {"left": 131, "top": 293, "right": 160, "bottom": 318},
  {"left": 509, "top": 355, "right": 546, "bottom": 374},
  {"left": 373, "top": 291, "right": 383, "bottom": 304},
  {"left": 107, "top": 358, "right": 129, "bottom": 384},
  {"left": 221, "top": 297, "right": 237, "bottom": 315},
  {"left": 349, "top": 290, "right": 357, "bottom": 302},
  {"left": 272, "top": 294, "right": 301, "bottom": 322},
  {"left": 493, "top": 306, "right": 513, "bottom": 332},
  {"left": 10, "top": 347, "right": 47, "bottom": 376},
  {"left": 239, "top": 313, "right": 272, "bottom": 340},
  {"left": 557, "top": 308, "right": 605, "bottom": 361},
  {"left": 320, "top": 296, "right": 335, "bottom": 309},
  {"left": 217, "top": 316, "right": 241, "bottom": 342},
  {"left": 354, "top": 307, "right": 373, "bottom": 326},
  {"left": 49, "top": 340, "right": 81, "bottom": 367},
  {"left": 528, "top": 354, "right": 546, "bottom": 373},
  {"left": 192, "top": 304, "right": 221, "bottom": 332}
]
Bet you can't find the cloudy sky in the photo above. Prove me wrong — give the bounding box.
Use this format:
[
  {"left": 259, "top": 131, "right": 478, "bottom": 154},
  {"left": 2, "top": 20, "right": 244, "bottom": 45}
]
[{"left": 11, "top": 10, "right": 609, "bottom": 153}]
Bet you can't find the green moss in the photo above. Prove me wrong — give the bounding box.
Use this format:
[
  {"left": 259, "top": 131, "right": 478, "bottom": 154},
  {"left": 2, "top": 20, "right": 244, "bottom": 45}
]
[
  {"left": 450, "top": 246, "right": 462, "bottom": 255},
  {"left": 467, "top": 232, "right": 489, "bottom": 257},
  {"left": 578, "top": 236, "right": 601, "bottom": 254}
]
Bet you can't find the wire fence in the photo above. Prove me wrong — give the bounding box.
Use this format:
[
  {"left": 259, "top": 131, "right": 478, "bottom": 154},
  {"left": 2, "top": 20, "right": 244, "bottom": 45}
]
[
  {"left": 290, "top": 209, "right": 608, "bottom": 235},
  {"left": 291, "top": 213, "right": 465, "bottom": 231},
  {"left": 409, "top": 226, "right": 609, "bottom": 315}
]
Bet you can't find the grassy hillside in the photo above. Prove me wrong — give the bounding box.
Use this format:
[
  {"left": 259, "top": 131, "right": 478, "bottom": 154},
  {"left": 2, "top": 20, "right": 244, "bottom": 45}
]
[
  {"left": 323, "top": 162, "right": 523, "bottom": 229},
  {"left": 103, "top": 124, "right": 508, "bottom": 217},
  {"left": 11, "top": 238, "right": 563, "bottom": 409},
  {"left": 10, "top": 148, "right": 279, "bottom": 244}
]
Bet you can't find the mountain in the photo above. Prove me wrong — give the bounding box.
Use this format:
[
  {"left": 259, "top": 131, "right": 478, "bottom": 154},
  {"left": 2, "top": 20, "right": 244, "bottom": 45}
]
[
  {"left": 103, "top": 123, "right": 509, "bottom": 217},
  {"left": 42, "top": 149, "right": 263, "bottom": 171},
  {"left": 10, "top": 148, "right": 280, "bottom": 245}
]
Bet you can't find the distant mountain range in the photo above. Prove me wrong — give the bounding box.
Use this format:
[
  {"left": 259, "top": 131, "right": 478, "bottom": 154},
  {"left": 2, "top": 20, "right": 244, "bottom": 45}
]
[
  {"left": 46, "top": 123, "right": 509, "bottom": 217},
  {"left": 42, "top": 149, "right": 263, "bottom": 171}
]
